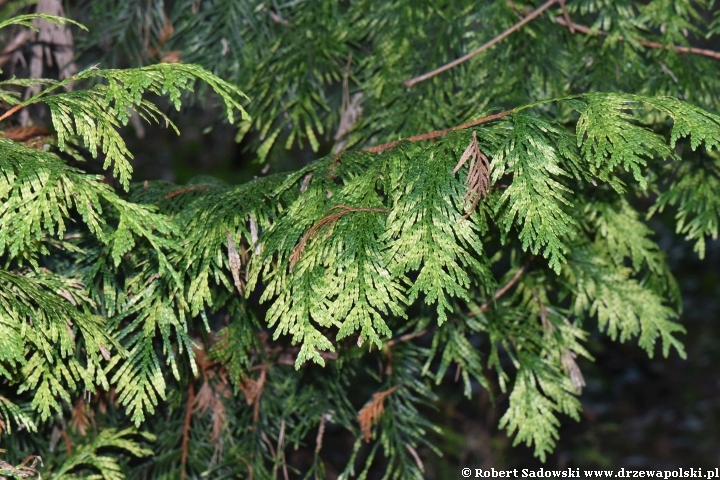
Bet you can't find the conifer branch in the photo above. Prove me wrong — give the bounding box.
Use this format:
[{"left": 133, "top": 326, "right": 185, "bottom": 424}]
[
  {"left": 404, "top": 0, "right": 558, "bottom": 88},
  {"left": 385, "top": 264, "right": 529, "bottom": 347},
  {"left": 554, "top": 16, "right": 720, "bottom": 60},
  {"left": 385, "top": 328, "right": 432, "bottom": 348}
]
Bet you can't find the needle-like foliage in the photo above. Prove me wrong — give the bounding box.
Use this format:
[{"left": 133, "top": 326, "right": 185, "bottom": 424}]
[{"left": 3, "top": 1, "right": 720, "bottom": 477}]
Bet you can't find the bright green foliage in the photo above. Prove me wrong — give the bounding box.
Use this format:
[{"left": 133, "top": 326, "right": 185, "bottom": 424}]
[
  {"left": 23, "top": 63, "right": 248, "bottom": 189},
  {"left": 50, "top": 428, "right": 154, "bottom": 480},
  {"left": 2, "top": 1, "right": 720, "bottom": 478},
  {"left": 491, "top": 114, "right": 580, "bottom": 272}
]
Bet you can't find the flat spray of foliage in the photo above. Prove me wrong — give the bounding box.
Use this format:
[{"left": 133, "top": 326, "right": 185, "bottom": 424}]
[{"left": 1, "top": 1, "right": 720, "bottom": 478}]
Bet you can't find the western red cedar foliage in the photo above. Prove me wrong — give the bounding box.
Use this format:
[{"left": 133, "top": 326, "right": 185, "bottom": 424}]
[{"left": 1, "top": 0, "right": 720, "bottom": 477}]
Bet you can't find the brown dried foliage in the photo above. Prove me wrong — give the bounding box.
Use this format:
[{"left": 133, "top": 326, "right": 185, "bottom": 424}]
[
  {"left": 562, "top": 348, "right": 586, "bottom": 394},
  {"left": 315, "top": 413, "right": 326, "bottom": 454},
  {"left": 0, "top": 455, "right": 43, "bottom": 479},
  {"left": 239, "top": 365, "right": 267, "bottom": 424},
  {"left": 69, "top": 398, "right": 93, "bottom": 437},
  {"left": 453, "top": 131, "right": 491, "bottom": 220},
  {"left": 227, "top": 232, "right": 244, "bottom": 294},
  {"left": 358, "top": 386, "right": 397, "bottom": 442},
  {"left": 179, "top": 348, "right": 236, "bottom": 479},
  {"left": 144, "top": 14, "right": 181, "bottom": 63},
  {"left": 193, "top": 349, "right": 233, "bottom": 441}
]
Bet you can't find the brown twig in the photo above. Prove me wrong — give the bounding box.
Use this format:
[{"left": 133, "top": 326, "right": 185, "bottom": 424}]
[
  {"left": 162, "top": 185, "right": 209, "bottom": 200},
  {"left": 365, "top": 109, "right": 514, "bottom": 155},
  {"left": 385, "top": 328, "right": 431, "bottom": 348},
  {"left": 289, "top": 205, "right": 389, "bottom": 268},
  {"left": 554, "top": 16, "right": 720, "bottom": 60},
  {"left": 0, "top": 104, "right": 25, "bottom": 123},
  {"left": 477, "top": 264, "right": 527, "bottom": 313},
  {"left": 273, "top": 419, "right": 289, "bottom": 480},
  {"left": 315, "top": 413, "right": 326, "bottom": 454},
  {"left": 404, "top": 0, "right": 558, "bottom": 88},
  {"left": 180, "top": 382, "right": 195, "bottom": 480},
  {"left": 406, "top": 444, "right": 425, "bottom": 473},
  {"left": 558, "top": 0, "right": 574, "bottom": 34}
]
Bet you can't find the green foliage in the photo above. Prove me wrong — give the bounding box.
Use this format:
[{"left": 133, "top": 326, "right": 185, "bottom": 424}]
[
  {"left": 50, "top": 428, "right": 154, "bottom": 480},
  {"left": 2, "top": 1, "right": 720, "bottom": 477}
]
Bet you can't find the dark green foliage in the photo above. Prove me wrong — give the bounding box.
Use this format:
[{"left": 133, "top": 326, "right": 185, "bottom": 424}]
[{"left": 2, "top": 1, "right": 720, "bottom": 477}]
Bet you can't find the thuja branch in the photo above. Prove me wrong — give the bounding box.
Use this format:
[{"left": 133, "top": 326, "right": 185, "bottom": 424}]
[
  {"left": 384, "top": 264, "right": 529, "bottom": 347},
  {"left": 404, "top": 0, "right": 558, "bottom": 88},
  {"left": 554, "top": 16, "right": 720, "bottom": 60}
]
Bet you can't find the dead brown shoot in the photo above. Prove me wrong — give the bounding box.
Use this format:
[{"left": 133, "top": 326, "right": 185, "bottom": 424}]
[
  {"left": 453, "top": 131, "right": 491, "bottom": 220},
  {"left": 358, "top": 386, "right": 397, "bottom": 442},
  {"left": 561, "top": 348, "right": 585, "bottom": 394},
  {"left": 69, "top": 398, "right": 93, "bottom": 437},
  {"left": 227, "top": 232, "right": 244, "bottom": 294},
  {"left": 192, "top": 381, "right": 229, "bottom": 443},
  {"left": 239, "top": 364, "right": 267, "bottom": 424},
  {"left": 0, "top": 455, "right": 43, "bottom": 479},
  {"left": 289, "top": 205, "right": 389, "bottom": 268}
]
